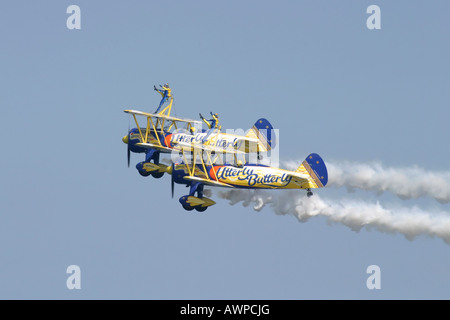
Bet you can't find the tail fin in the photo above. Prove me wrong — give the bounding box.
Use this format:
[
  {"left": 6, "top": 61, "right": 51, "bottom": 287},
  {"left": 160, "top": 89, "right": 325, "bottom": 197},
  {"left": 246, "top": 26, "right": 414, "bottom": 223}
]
[
  {"left": 296, "top": 153, "right": 328, "bottom": 188},
  {"left": 245, "top": 118, "right": 276, "bottom": 151}
]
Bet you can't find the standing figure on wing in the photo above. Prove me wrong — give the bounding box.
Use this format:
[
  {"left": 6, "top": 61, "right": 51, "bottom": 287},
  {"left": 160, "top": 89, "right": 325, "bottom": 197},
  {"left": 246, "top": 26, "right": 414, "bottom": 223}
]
[
  {"left": 200, "top": 112, "right": 219, "bottom": 129},
  {"left": 154, "top": 83, "right": 172, "bottom": 113},
  {"left": 200, "top": 112, "right": 220, "bottom": 143}
]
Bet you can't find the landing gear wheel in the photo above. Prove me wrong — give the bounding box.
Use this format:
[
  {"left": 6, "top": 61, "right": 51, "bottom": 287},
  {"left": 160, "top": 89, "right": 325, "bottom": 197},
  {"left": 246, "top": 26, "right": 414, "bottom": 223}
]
[
  {"left": 307, "top": 190, "right": 313, "bottom": 198},
  {"left": 151, "top": 171, "right": 164, "bottom": 179},
  {"left": 257, "top": 153, "right": 263, "bottom": 160},
  {"left": 182, "top": 205, "right": 194, "bottom": 211},
  {"left": 195, "top": 206, "right": 207, "bottom": 212},
  {"left": 138, "top": 170, "right": 151, "bottom": 177}
]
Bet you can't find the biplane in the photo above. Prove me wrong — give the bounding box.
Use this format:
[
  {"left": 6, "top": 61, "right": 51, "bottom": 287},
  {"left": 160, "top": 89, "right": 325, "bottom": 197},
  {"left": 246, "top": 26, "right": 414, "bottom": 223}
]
[
  {"left": 122, "top": 87, "right": 276, "bottom": 178},
  {"left": 167, "top": 152, "right": 328, "bottom": 211},
  {"left": 122, "top": 85, "right": 328, "bottom": 211}
]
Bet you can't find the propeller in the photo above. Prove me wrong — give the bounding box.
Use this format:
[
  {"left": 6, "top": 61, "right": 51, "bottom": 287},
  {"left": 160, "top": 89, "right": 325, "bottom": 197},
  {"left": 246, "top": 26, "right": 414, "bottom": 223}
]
[
  {"left": 171, "top": 162, "right": 175, "bottom": 198},
  {"left": 127, "top": 131, "right": 131, "bottom": 168},
  {"left": 126, "top": 120, "right": 131, "bottom": 167}
]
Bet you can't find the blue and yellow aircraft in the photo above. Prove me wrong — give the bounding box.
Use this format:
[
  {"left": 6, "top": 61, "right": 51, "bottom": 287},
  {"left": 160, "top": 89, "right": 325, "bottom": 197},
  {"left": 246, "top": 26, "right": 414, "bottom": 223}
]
[
  {"left": 166, "top": 152, "right": 328, "bottom": 211},
  {"left": 122, "top": 85, "right": 276, "bottom": 178},
  {"left": 122, "top": 84, "right": 328, "bottom": 211}
]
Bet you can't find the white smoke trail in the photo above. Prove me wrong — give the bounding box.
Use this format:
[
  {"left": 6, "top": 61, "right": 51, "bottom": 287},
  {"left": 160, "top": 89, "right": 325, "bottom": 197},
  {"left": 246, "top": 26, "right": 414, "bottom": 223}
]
[
  {"left": 218, "top": 189, "right": 450, "bottom": 244},
  {"left": 284, "top": 160, "right": 450, "bottom": 204}
]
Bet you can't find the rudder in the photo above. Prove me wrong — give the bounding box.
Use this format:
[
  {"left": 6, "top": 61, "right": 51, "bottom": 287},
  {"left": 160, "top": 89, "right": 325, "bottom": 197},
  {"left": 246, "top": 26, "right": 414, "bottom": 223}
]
[
  {"left": 296, "top": 153, "right": 328, "bottom": 188},
  {"left": 245, "top": 118, "right": 276, "bottom": 151}
]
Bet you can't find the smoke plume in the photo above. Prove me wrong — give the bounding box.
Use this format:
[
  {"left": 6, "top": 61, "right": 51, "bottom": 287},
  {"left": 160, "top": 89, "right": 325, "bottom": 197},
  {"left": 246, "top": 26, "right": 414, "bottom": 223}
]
[
  {"left": 218, "top": 189, "right": 450, "bottom": 243},
  {"left": 284, "top": 160, "right": 450, "bottom": 204}
]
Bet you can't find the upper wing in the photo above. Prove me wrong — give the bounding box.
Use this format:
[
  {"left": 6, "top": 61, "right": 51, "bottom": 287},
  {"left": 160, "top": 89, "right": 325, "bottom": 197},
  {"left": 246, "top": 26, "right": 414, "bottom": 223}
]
[{"left": 124, "top": 109, "right": 202, "bottom": 125}]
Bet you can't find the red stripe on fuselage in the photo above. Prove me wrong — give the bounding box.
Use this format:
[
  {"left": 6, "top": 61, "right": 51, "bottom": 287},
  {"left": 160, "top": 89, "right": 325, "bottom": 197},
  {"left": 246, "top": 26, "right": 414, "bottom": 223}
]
[
  {"left": 209, "top": 166, "right": 223, "bottom": 181},
  {"left": 164, "top": 134, "right": 173, "bottom": 148}
]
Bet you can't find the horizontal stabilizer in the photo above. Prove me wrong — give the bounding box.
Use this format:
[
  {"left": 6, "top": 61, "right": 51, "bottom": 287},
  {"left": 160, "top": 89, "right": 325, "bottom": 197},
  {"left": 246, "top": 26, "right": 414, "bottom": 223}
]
[{"left": 287, "top": 171, "right": 309, "bottom": 183}]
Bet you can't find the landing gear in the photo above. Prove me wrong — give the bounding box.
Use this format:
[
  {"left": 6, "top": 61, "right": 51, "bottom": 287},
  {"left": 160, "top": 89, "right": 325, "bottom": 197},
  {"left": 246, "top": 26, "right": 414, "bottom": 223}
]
[
  {"left": 181, "top": 202, "right": 209, "bottom": 212},
  {"left": 307, "top": 188, "right": 313, "bottom": 197},
  {"left": 138, "top": 169, "right": 151, "bottom": 177},
  {"left": 151, "top": 171, "right": 164, "bottom": 179},
  {"left": 136, "top": 162, "right": 165, "bottom": 177},
  {"left": 136, "top": 151, "right": 166, "bottom": 178},
  {"left": 257, "top": 152, "right": 263, "bottom": 161},
  {"left": 179, "top": 183, "right": 216, "bottom": 212}
]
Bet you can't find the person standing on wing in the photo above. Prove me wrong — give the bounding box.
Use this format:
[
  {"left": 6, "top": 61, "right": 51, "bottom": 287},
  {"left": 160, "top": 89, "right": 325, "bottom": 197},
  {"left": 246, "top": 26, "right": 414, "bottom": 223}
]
[
  {"left": 154, "top": 83, "right": 172, "bottom": 113},
  {"left": 199, "top": 112, "right": 219, "bottom": 143},
  {"left": 200, "top": 112, "right": 219, "bottom": 129}
]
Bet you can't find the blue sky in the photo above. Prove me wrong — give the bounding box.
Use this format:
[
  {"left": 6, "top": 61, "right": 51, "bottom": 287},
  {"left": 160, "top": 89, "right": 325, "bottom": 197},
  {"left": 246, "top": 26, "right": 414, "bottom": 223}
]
[{"left": 1, "top": 1, "right": 449, "bottom": 299}]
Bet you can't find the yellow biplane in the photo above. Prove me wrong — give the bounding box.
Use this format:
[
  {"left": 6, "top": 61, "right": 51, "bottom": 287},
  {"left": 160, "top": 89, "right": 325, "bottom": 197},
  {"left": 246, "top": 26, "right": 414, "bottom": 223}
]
[
  {"left": 122, "top": 85, "right": 328, "bottom": 211},
  {"left": 122, "top": 86, "right": 276, "bottom": 178},
  {"left": 168, "top": 150, "right": 328, "bottom": 212}
]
